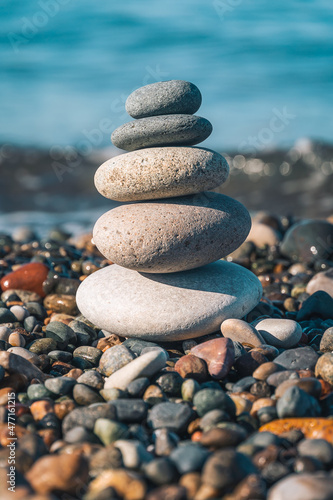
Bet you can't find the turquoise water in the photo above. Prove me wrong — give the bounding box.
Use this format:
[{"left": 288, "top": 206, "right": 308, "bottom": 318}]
[{"left": 0, "top": 0, "right": 332, "bottom": 151}]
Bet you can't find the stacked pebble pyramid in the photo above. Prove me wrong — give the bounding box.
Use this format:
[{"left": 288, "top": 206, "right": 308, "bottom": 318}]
[{"left": 77, "top": 80, "right": 263, "bottom": 341}]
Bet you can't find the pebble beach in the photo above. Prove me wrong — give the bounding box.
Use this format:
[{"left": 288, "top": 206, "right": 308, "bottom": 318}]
[
  {"left": 1, "top": 78, "right": 333, "bottom": 500},
  {"left": 0, "top": 210, "right": 333, "bottom": 500}
]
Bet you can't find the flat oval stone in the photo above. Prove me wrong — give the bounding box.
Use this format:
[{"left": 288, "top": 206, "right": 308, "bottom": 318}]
[
  {"left": 111, "top": 115, "right": 212, "bottom": 151},
  {"left": 95, "top": 147, "right": 229, "bottom": 202},
  {"left": 125, "top": 80, "right": 202, "bottom": 118},
  {"left": 76, "top": 261, "right": 262, "bottom": 341},
  {"left": 93, "top": 192, "right": 251, "bottom": 273}
]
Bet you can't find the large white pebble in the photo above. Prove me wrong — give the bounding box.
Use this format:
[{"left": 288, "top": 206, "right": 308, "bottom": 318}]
[{"left": 256, "top": 318, "right": 302, "bottom": 348}]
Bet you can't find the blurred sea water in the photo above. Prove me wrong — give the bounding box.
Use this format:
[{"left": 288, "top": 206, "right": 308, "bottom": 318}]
[
  {"left": 0, "top": 0, "right": 333, "bottom": 151},
  {"left": 0, "top": 0, "right": 332, "bottom": 234}
]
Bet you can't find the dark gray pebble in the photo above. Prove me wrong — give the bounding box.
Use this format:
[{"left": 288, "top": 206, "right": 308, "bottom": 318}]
[
  {"left": 44, "top": 376, "right": 76, "bottom": 396},
  {"left": 143, "top": 457, "right": 177, "bottom": 486},
  {"left": 122, "top": 338, "right": 158, "bottom": 356},
  {"left": 62, "top": 403, "right": 116, "bottom": 433},
  {"left": 111, "top": 114, "right": 212, "bottom": 151},
  {"left": 156, "top": 372, "right": 183, "bottom": 397},
  {"left": 280, "top": 220, "right": 333, "bottom": 263},
  {"left": 45, "top": 322, "right": 76, "bottom": 349},
  {"left": 77, "top": 370, "right": 104, "bottom": 390},
  {"left": 127, "top": 377, "right": 150, "bottom": 397},
  {"left": 0, "top": 308, "right": 16, "bottom": 324},
  {"left": 297, "top": 291, "right": 333, "bottom": 322},
  {"left": 297, "top": 438, "right": 333, "bottom": 467},
  {"left": 148, "top": 402, "right": 193, "bottom": 433},
  {"left": 24, "top": 316, "right": 40, "bottom": 332},
  {"left": 170, "top": 442, "right": 210, "bottom": 474},
  {"left": 73, "top": 383, "right": 104, "bottom": 405},
  {"left": 64, "top": 425, "right": 99, "bottom": 444},
  {"left": 25, "top": 302, "right": 47, "bottom": 321},
  {"left": 69, "top": 320, "right": 98, "bottom": 345},
  {"left": 277, "top": 386, "right": 321, "bottom": 418},
  {"left": 202, "top": 449, "right": 257, "bottom": 491},
  {"left": 125, "top": 80, "right": 202, "bottom": 119},
  {"left": 274, "top": 346, "right": 319, "bottom": 371},
  {"left": 27, "top": 384, "right": 53, "bottom": 401},
  {"left": 193, "top": 388, "right": 236, "bottom": 418},
  {"left": 73, "top": 346, "right": 102, "bottom": 366},
  {"left": 48, "top": 350, "right": 73, "bottom": 363},
  {"left": 108, "top": 399, "right": 148, "bottom": 423},
  {"left": 232, "top": 376, "right": 257, "bottom": 393}
]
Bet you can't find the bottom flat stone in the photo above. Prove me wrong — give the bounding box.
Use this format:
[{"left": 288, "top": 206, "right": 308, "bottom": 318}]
[{"left": 76, "top": 261, "right": 262, "bottom": 341}]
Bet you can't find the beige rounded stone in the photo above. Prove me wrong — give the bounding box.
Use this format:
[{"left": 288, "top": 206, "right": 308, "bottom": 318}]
[
  {"left": 246, "top": 222, "right": 280, "bottom": 247},
  {"left": 93, "top": 192, "right": 251, "bottom": 273},
  {"left": 306, "top": 268, "right": 333, "bottom": 298},
  {"left": 221, "top": 318, "right": 265, "bottom": 346},
  {"left": 94, "top": 147, "right": 229, "bottom": 202},
  {"left": 76, "top": 260, "right": 262, "bottom": 341}
]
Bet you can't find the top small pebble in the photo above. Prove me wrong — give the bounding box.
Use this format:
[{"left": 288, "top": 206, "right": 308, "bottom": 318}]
[{"left": 125, "top": 80, "right": 202, "bottom": 118}]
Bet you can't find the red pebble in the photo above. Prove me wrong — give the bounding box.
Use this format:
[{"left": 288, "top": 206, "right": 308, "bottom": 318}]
[
  {"left": 191, "top": 337, "right": 235, "bottom": 379},
  {"left": 0, "top": 262, "right": 49, "bottom": 298}
]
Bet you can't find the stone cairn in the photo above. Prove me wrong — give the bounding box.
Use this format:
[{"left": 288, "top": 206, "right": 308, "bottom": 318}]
[{"left": 77, "top": 80, "right": 262, "bottom": 341}]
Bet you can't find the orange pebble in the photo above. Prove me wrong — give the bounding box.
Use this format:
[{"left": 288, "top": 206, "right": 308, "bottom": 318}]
[
  {"left": 260, "top": 418, "right": 333, "bottom": 444},
  {"left": 30, "top": 400, "right": 54, "bottom": 422},
  {"left": 251, "top": 398, "right": 276, "bottom": 417},
  {"left": 191, "top": 431, "right": 203, "bottom": 442},
  {"left": 320, "top": 380, "right": 333, "bottom": 399},
  {"left": 54, "top": 400, "right": 76, "bottom": 420}
]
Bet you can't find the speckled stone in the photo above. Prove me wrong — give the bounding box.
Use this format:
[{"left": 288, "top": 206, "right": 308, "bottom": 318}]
[
  {"left": 320, "top": 328, "right": 333, "bottom": 352},
  {"left": 95, "top": 147, "right": 229, "bottom": 202},
  {"left": 111, "top": 114, "right": 212, "bottom": 151},
  {"left": 255, "top": 318, "right": 302, "bottom": 348},
  {"left": 125, "top": 80, "right": 202, "bottom": 118},
  {"left": 93, "top": 192, "right": 251, "bottom": 273},
  {"left": 315, "top": 353, "right": 333, "bottom": 385},
  {"left": 76, "top": 261, "right": 262, "bottom": 341},
  {"left": 99, "top": 344, "right": 135, "bottom": 377}
]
